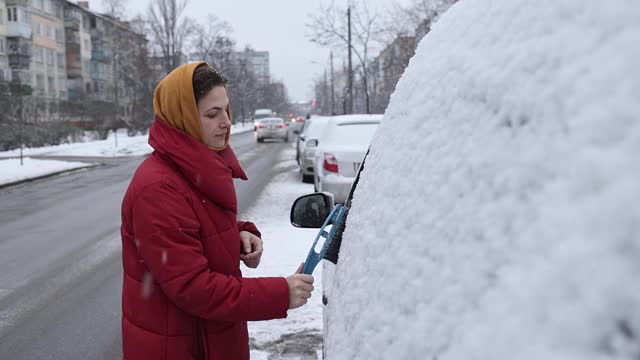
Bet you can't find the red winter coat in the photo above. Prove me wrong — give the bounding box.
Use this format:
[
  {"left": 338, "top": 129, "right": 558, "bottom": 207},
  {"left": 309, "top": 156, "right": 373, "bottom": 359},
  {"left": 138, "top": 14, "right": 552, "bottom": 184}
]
[{"left": 120, "top": 118, "right": 290, "bottom": 360}]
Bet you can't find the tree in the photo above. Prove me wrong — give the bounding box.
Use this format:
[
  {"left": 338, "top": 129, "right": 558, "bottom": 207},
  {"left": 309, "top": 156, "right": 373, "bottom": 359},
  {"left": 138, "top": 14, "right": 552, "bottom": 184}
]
[
  {"left": 308, "top": 0, "right": 380, "bottom": 114},
  {"left": 190, "top": 14, "right": 233, "bottom": 63},
  {"left": 101, "top": 0, "right": 128, "bottom": 19},
  {"left": 385, "top": 0, "right": 460, "bottom": 40},
  {"left": 225, "top": 57, "right": 259, "bottom": 123},
  {"left": 147, "top": 0, "right": 194, "bottom": 74}
]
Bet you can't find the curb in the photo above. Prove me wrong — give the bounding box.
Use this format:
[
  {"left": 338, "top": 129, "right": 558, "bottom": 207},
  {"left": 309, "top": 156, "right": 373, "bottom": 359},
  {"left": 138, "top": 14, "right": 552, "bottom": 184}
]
[{"left": 0, "top": 164, "right": 99, "bottom": 190}]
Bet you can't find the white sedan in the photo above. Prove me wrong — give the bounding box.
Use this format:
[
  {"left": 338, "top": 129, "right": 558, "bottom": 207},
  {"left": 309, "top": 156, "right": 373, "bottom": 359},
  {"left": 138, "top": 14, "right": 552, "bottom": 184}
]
[{"left": 313, "top": 114, "right": 382, "bottom": 203}]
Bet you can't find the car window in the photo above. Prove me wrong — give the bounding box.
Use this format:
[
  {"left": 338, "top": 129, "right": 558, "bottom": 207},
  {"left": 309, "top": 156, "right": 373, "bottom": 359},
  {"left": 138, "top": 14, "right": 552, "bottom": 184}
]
[
  {"left": 304, "top": 118, "right": 330, "bottom": 139},
  {"left": 324, "top": 122, "right": 380, "bottom": 146}
]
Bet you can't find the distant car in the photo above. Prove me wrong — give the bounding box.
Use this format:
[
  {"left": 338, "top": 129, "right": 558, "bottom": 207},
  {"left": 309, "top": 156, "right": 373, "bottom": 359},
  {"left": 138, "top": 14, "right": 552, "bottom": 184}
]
[
  {"left": 296, "top": 116, "right": 331, "bottom": 183},
  {"left": 312, "top": 115, "right": 382, "bottom": 202},
  {"left": 255, "top": 117, "right": 288, "bottom": 143},
  {"left": 253, "top": 109, "right": 274, "bottom": 130}
]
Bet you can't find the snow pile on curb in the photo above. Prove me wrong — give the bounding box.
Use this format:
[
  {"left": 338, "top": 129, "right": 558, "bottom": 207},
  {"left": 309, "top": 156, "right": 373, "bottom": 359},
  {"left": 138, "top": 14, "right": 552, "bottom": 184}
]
[{"left": 0, "top": 158, "right": 95, "bottom": 187}]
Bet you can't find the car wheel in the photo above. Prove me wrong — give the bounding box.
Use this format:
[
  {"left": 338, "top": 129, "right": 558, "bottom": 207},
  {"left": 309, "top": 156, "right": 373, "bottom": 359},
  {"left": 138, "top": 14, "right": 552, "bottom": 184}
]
[{"left": 257, "top": 138, "right": 264, "bottom": 143}]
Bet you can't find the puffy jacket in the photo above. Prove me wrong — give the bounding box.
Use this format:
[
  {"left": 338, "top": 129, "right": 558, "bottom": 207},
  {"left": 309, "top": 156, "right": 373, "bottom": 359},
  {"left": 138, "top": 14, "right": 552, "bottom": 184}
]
[{"left": 120, "top": 118, "right": 290, "bottom": 360}]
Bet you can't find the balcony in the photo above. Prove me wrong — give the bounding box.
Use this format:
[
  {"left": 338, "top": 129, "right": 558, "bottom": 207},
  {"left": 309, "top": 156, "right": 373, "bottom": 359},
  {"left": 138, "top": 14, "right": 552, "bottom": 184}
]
[
  {"left": 7, "top": 22, "right": 32, "bottom": 39},
  {"left": 66, "top": 57, "right": 83, "bottom": 78},
  {"left": 91, "top": 49, "right": 112, "bottom": 63},
  {"left": 7, "top": 37, "right": 31, "bottom": 69},
  {"left": 64, "top": 17, "right": 80, "bottom": 31}
]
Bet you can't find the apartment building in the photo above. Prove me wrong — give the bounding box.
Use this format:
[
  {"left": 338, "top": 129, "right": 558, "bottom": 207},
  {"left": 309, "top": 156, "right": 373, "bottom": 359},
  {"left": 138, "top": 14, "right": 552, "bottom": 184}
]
[
  {"left": 5, "top": 0, "right": 32, "bottom": 85},
  {"left": 2, "top": 0, "right": 148, "bottom": 128},
  {"left": 0, "top": 0, "right": 10, "bottom": 82},
  {"left": 29, "top": 0, "right": 66, "bottom": 100},
  {"left": 229, "top": 47, "right": 270, "bottom": 85}
]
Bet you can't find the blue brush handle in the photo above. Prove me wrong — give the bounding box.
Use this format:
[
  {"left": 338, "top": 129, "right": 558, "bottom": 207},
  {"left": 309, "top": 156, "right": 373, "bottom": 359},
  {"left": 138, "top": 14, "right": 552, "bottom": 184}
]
[{"left": 302, "top": 204, "right": 346, "bottom": 275}]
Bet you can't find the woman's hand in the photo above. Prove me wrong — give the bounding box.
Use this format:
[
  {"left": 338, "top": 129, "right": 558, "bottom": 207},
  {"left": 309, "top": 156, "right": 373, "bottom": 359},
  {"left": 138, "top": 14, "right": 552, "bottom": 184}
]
[
  {"left": 239, "top": 231, "right": 263, "bottom": 268},
  {"left": 286, "top": 263, "right": 314, "bottom": 309}
]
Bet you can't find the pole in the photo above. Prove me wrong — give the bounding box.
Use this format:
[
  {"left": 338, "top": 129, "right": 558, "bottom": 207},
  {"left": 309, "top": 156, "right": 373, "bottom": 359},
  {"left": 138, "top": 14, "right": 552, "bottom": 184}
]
[
  {"left": 113, "top": 52, "right": 119, "bottom": 148},
  {"left": 330, "top": 51, "right": 335, "bottom": 115},
  {"left": 347, "top": 6, "right": 354, "bottom": 114},
  {"left": 18, "top": 88, "right": 24, "bottom": 166}
]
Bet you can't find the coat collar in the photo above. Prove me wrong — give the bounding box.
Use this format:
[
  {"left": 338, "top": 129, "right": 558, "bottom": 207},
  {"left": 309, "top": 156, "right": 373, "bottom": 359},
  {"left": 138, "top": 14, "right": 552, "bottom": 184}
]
[{"left": 148, "top": 117, "right": 247, "bottom": 213}]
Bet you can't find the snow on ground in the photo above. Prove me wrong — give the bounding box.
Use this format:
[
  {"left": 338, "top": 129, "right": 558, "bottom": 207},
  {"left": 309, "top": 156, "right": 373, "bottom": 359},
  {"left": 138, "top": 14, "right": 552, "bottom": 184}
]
[
  {"left": 239, "top": 144, "right": 324, "bottom": 360},
  {"left": 0, "top": 123, "right": 255, "bottom": 187},
  {"left": 0, "top": 123, "right": 254, "bottom": 158},
  {"left": 0, "top": 157, "right": 95, "bottom": 187},
  {"left": 324, "top": 0, "right": 640, "bottom": 360}
]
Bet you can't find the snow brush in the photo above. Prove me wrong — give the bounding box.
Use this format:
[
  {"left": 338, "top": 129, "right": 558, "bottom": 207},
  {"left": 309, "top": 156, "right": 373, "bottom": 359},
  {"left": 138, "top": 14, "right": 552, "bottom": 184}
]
[{"left": 301, "top": 204, "right": 347, "bottom": 275}]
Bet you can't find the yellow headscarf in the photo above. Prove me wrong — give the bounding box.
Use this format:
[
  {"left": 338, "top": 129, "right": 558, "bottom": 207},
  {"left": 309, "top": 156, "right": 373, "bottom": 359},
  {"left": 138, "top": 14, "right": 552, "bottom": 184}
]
[{"left": 153, "top": 62, "right": 231, "bottom": 150}]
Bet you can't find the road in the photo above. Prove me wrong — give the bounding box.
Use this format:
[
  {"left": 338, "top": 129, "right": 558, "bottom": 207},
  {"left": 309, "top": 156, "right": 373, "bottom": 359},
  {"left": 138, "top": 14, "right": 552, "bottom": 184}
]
[{"left": 0, "top": 130, "right": 293, "bottom": 359}]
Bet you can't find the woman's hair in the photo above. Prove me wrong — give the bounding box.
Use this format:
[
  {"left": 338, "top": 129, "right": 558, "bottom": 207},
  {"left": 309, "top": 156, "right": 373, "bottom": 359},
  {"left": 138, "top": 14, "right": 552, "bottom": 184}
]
[{"left": 193, "top": 64, "right": 228, "bottom": 103}]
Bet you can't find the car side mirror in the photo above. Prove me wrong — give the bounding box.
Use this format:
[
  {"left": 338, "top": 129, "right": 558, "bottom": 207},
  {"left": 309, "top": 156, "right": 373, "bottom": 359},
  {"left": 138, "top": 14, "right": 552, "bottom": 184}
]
[
  {"left": 306, "top": 139, "right": 318, "bottom": 147},
  {"left": 293, "top": 130, "right": 300, "bottom": 135},
  {"left": 290, "top": 193, "right": 335, "bottom": 228}
]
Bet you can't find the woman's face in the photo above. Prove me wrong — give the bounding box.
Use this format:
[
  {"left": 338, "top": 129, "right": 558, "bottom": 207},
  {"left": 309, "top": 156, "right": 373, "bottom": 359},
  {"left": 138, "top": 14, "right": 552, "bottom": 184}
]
[{"left": 197, "top": 85, "right": 231, "bottom": 149}]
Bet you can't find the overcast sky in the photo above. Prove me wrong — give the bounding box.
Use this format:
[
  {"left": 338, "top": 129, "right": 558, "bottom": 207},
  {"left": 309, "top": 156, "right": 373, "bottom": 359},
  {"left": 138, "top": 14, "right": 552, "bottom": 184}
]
[{"left": 91, "top": 0, "right": 409, "bottom": 102}]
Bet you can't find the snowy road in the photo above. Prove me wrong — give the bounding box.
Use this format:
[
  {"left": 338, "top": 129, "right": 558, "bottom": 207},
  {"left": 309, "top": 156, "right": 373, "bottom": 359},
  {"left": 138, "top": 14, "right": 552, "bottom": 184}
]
[{"left": 0, "top": 131, "right": 323, "bottom": 359}]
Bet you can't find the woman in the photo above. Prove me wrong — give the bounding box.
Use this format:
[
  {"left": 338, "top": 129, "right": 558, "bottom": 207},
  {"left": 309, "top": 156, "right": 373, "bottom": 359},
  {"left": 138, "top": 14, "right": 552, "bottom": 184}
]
[{"left": 120, "top": 62, "right": 314, "bottom": 360}]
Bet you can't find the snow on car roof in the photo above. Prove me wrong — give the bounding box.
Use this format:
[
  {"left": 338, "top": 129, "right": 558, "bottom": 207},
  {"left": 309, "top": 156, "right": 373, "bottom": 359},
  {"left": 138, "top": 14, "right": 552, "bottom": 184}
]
[{"left": 324, "top": 0, "right": 640, "bottom": 359}]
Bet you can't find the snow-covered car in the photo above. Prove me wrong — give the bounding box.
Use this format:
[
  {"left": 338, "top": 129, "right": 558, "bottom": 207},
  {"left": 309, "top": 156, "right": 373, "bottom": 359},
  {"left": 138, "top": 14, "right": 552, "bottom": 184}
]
[
  {"left": 312, "top": 115, "right": 382, "bottom": 203},
  {"left": 255, "top": 117, "right": 288, "bottom": 143},
  {"left": 296, "top": 116, "right": 331, "bottom": 183},
  {"left": 290, "top": 0, "right": 640, "bottom": 359}
]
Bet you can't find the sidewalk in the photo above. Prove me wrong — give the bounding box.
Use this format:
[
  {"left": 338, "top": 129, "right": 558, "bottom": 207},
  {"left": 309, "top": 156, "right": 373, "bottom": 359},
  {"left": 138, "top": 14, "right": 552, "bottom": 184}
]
[{"left": 0, "top": 124, "right": 256, "bottom": 188}]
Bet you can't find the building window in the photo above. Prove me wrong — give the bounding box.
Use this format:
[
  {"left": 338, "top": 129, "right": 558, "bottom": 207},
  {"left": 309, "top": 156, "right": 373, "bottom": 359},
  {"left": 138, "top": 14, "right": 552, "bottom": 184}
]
[
  {"left": 47, "top": 49, "right": 54, "bottom": 66},
  {"left": 8, "top": 7, "right": 16, "bottom": 22},
  {"left": 36, "top": 74, "right": 45, "bottom": 89},
  {"left": 46, "top": 26, "right": 54, "bottom": 39},
  {"left": 48, "top": 76, "right": 55, "bottom": 94},
  {"left": 34, "top": 47, "right": 44, "bottom": 63},
  {"left": 56, "top": 28, "right": 63, "bottom": 42},
  {"left": 0, "top": 9, "right": 3, "bottom": 25},
  {"left": 36, "top": 22, "right": 42, "bottom": 35},
  {"left": 0, "top": 39, "right": 4, "bottom": 55},
  {"left": 57, "top": 52, "right": 65, "bottom": 69}
]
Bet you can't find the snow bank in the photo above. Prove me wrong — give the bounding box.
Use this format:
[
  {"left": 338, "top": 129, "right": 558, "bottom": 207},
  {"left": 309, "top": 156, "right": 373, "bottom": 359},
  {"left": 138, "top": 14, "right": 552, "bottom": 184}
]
[{"left": 325, "top": 0, "right": 640, "bottom": 359}]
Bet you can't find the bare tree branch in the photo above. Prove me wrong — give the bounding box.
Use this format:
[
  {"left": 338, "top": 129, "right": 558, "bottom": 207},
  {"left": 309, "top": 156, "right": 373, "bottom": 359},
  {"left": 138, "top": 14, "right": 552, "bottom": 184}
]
[
  {"left": 101, "top": 0, "right": 128, "bottom": 19},
  {"left": 147, "top": 0, "right": 192, "bottom": 73}
]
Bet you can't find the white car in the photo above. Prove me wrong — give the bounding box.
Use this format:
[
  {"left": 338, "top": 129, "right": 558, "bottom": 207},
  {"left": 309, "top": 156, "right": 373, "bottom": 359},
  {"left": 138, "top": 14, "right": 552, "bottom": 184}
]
[
  {"left": 255, "top": 117, "right": 288, "bottom": 143},
  {"left": 289, "top": 0, "right": 639, "bottom": 359},
  {"left": 312, "top": 115, "right": 382, "bottom": 203},
  {"left": 296, "top": 116, "right": 331, "bottom": 183}
]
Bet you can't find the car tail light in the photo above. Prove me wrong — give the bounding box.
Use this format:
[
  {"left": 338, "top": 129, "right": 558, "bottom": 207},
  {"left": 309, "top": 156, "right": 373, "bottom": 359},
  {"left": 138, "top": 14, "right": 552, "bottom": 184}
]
[
  {"left": 323, "top": 153, "right": 339, "bottom": 173},
  {"left": 256, "top": 124, "right": 263, "bottom": 129},
  {"left": 280, "top": 124, "right": 286, "bottom": 128}
]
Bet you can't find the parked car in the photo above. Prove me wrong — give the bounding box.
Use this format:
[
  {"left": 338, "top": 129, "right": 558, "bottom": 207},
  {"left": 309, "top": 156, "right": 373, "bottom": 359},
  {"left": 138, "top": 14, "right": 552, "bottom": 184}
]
[
  {"left": 296, "top": 116, "right": 331, "bottom": 183},
  {"left": 255, "top": 117, "right": 288, "bottom": 143},
  {"left": 312, "top": 115, "right": 382, "bottom": 202},
  {"left": 288, "top": 0, "right": 638, "bottom": 359}
]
